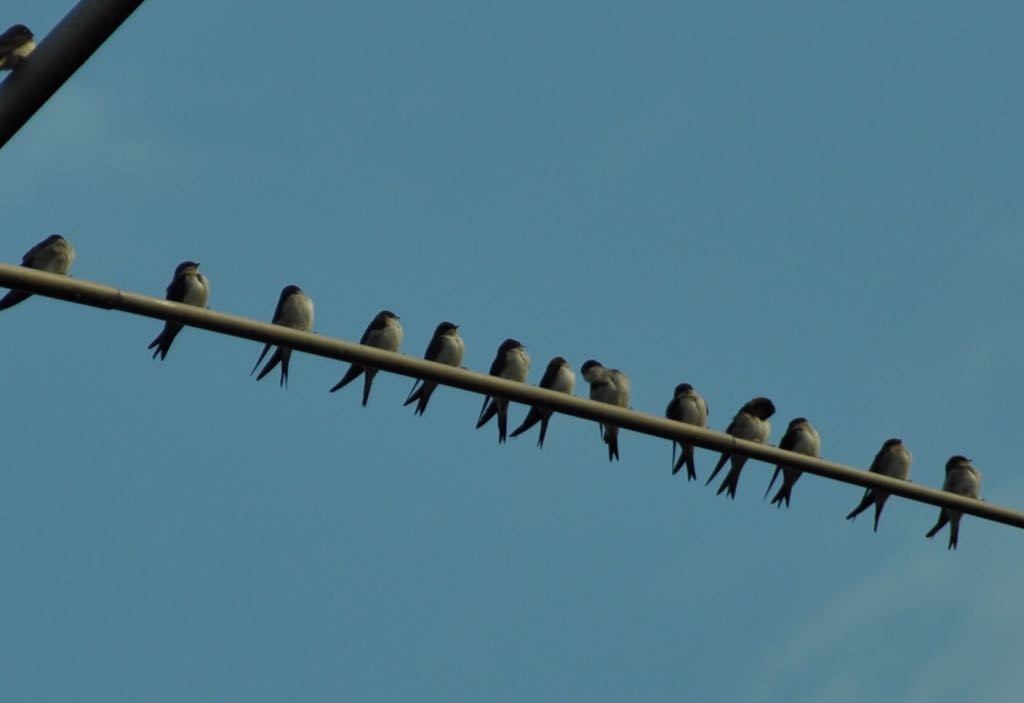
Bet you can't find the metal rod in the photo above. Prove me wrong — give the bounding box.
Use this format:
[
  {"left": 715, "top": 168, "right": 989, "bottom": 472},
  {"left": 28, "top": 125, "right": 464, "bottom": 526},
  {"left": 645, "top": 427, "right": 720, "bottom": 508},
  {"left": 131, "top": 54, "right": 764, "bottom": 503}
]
[
  {"left": 0, "top": 0, "right": 146, "bottom": 149},
  {"left": 0, "top": 261, "right": 1018, "bottom": 530}
]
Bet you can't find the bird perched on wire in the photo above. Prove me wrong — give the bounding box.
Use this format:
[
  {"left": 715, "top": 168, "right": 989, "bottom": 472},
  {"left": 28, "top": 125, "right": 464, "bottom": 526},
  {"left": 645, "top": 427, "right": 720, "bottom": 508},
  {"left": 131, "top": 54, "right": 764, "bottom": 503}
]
[
  {"left": 476, "top": 338, "right": 531, "bottom": 443},
  {"left": 845, "top": 438, "right": 912, "bottom": 531},
  {"left": 510, "top": 356, "right": 576, "bottom": 448},
  {"left": 329, "top": 310, "right": 403, "bottom": 406},
  {"left": 0, "top": 234, "right": 76, "bottom": 312},
  {"left": 581, "top": 360, "right": 630, "bottom": 461},
  {"left": 148, "top": 261, "right": 210, "bottom": 360},
  {"left": 250, "top": 285, "right": 314, "bottom": 387},
  {"left": 405, "top": 321, "right": 465, "bottom": 416},
  {"left": 765, "top": 417, "right": 822, "bottom": 507},
  {"left": 0, "top": 25, "right": 34, "bottom": 71},
  {"left": 705, "top": 396, "right": 775, "bottom": 498},
  {"left": 925, "top": 455, "right": 982, "bottom": 550},
  {"left": 665, "top": 383, "right": 709, "bottom": 481}
]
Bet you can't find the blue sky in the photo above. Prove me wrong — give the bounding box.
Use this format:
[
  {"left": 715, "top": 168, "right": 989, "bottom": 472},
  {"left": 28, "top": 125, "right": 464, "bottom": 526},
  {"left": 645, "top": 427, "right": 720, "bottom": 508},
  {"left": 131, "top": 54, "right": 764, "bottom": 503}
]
[{"left": 3, "top": 2, "right": 1023, "bottom": 701}]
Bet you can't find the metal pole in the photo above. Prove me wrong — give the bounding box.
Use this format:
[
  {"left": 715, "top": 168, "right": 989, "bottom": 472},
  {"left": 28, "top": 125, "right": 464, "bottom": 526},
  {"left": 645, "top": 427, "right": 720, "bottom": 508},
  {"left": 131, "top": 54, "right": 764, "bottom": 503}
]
[
  {"left": 0, "top": 262, "right": 1019, "bottom": 531},
  {"left": 0, "top": 0, "right": 146, "bottom": 149}
]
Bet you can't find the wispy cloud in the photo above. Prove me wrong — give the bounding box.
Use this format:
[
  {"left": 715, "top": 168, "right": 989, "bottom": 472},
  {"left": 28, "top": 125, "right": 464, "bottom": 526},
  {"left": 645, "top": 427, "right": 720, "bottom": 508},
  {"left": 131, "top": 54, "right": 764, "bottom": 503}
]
[{"left": 747, "top": 552, "right": 948, "bottom": 703}]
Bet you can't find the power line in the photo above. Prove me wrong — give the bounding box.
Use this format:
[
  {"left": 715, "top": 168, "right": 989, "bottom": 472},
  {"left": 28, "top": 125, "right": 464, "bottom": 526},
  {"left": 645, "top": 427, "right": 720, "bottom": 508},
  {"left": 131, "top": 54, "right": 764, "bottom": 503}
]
[
  {"left": 1, "top": 261, "right": 1019, "bottom": 532},
  {"left": 0, "top": 0, "right": 146, "bottom": 149}
]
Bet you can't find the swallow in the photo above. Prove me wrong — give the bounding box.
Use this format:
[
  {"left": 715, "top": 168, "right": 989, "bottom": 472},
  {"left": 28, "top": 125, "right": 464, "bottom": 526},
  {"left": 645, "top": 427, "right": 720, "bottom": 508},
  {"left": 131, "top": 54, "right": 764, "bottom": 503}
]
[
  {"left": 147, "top": 261, "right": 210, "bottom": 360},
  {"left": 665, "top": 383, "right": 709, "bottom": 480},
  {"left": 250, "top": 285, "right": 314, "bottom": 387},
  {"left": 329, "top": 310, "right": 403, "bottom": 406},
  {"left": 764, "top": 417, "right": 822, "bottom": 507},
  {"left": 0, "top": 234, "right": 76, "bottom": 312},
  {"left": 925, "top": 455, "right": 982, "bottom": 550},
  {"left": 476, "top": 339, "right": 531, "bottom": 443},
  {"left": 581, "top": 359, "right": 630, "bottom": 461},
  {"left": 0, "top": 25, "right": 34, "bottom": 70},
  {"left": 510, "top": 356, "right": 576, "bottom": 448},
  {"left": 705, "top": 396, "right": 775, "bottom": 498},
  {"left": 845, "top": 438, "right": 912, "bottom": 531},
  {"left": 404, "top": 321, "right": 465, "bottom": 415}
]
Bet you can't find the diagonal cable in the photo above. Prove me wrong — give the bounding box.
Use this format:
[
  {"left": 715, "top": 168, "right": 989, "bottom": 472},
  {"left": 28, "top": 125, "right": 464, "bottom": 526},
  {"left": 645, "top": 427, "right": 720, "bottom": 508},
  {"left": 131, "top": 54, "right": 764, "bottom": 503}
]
[{"left": 0, "top": 261, "right": 1019, "bottom": 531}]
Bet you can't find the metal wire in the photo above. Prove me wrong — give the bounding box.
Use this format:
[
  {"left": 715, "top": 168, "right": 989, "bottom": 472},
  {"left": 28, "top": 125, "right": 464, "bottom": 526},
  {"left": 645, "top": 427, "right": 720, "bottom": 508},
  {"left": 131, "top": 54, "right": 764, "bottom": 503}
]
[
  {"left": 0, "top": 0, "right": 146, "bottom": 148},
  {"left": 0, "top": 261, "right": 1019, "bottom": 531}
]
